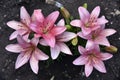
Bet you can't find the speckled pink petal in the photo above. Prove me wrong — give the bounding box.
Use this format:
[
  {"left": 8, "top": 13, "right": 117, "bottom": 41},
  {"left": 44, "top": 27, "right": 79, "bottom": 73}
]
[
  {"left": 20, "top": 6, "right": 30, "bottom": 26},
  {"left": 7, "top": 21, "right": 24, "bottom": 30},
  {"left": 45, "top": 11, "right": 59, "bottom": 28}
]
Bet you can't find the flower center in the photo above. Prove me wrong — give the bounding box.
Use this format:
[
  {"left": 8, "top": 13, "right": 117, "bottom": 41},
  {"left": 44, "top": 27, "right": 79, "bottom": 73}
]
[
  {"left": 85, "top": 16, "right": 97, "bottom": 28},
  {"left": 42, "top": 23, "right": 51, "bottom": 34},
  {"left": 43, "top": 28, "right": 48, "bottom": 34},
  {"left": 91, "top": 33, "right": 97, "bottom": 40},
  {"left": 24, "top": 44, "right": 36, "bottom": 54},
  {"left": 88, "top": 53, "right": 99, "bottom": 64}
]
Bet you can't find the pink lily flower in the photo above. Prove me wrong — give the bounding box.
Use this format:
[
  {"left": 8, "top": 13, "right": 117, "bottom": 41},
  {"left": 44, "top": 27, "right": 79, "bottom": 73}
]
[
  {"left": 73, "top": 44, "right": 113, "bottom": 77},
  {"left": 70, "top": 6, "right": 108, "bottom": 35},
  {"left": 29, "top": 10, "right": 66, "bottom": 48},
  {"left": 77, "top": 26, "right": 116, "bottom": 47},
  {"left": 5, "top": 35, "right": 49, "bottom": 74},
  {"left": 39, "top": 19, "right": 77, "bottom": 59},
  {"left": 7, "top": 6, "right": 32, "bottom": 40}
]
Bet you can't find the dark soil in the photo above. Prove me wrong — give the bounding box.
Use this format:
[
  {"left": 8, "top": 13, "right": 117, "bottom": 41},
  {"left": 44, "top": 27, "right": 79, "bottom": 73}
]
[{"left": 0, "top": 0, "right": 120, "bottom": 80}]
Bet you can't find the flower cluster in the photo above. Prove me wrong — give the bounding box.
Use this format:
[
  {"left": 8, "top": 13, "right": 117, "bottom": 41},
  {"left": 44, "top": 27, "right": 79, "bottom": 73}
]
[
  {"left": 5, "top": 6, "right": 76, "bottom": 74},
  {"left": 71, "top": 6, "right": 116, "bottom": 77},
  {"left": 5, "top": 5, "right": 116, "bottom": 77}
]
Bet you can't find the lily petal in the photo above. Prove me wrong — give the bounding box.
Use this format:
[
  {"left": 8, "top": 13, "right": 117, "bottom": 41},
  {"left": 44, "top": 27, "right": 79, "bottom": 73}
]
[
  {"left": 31, "top": 38, "right": 39, "bottom": 46},
  {"left": 22, "top": 33, "right": 30, "bottom": 41},
  {"left": 50, "top": 44, "right": 60, "bottom": 59},
  {"left": 91, "top": 6, "right": 100, "bottom": 18},
  {"left": 78, "top": 46, "right": 86, "bottom": 54},
  {"left": 78, "top": 7, "right": 90, "bottom": 21},
  {"left": 17, "top": 35, "right": 31, "bottom": 48},
  {"left": 57, "top": 32, "right": 77, "bottom": 42},
  {"left": 32, "top": 9, "right": 44, "bottom": 23},
  {"left": 86, "top": 42, "right": 100, "bottom": 52},
  {"left": 51, "top": 26, "right": 66, "bottom": 36},
  {"left": 9, "top": 30, "right": 27, "bottom": 40},
  {"left": 7, "top": 21, "right": 24, "bottom": 30},
  {"left": 91, "top": 25, "right": 100, "bottom": 31},
  {"left": 73, "top": 56, "right": 88, "bottom": 65},
  {"left": 86, "top": 40, "right": 94, "bottom": 50},
  {"left": 58, "top": 43, "right": 72, "bottom": 55},
  {"left": 39, "top": 39, "right": 48, "bottom": 46},
  {"left": 34, "top": 34, "right": 41, "bottom": 38},
  {"left": 85, "top": 62, "right": 93, "bottom": 77},
  {"left": 30, "top": 22, "right": 41, "bottom": 33},
  {"left": 57, "top": 19, "right": 65, "bottom": 26},
  {"left": 101, "top": 53, "right": 113, "bottom": 60},
  {"left": 15, "top": 52, "right": 31, "bottom": 69},
  {"left": 97, "top": 16, "right": 108, "bottom": 25},
  {"left": 30, "top": 55, "right": 39, "bottom": 74},
  {"left": 82, "top": 27, "right": 91, "bottom": 35},
  {"left": 77, "top": 32, "right": 90, "bottom": 39},
  {"left": 95, "top": 37, "right": 110, "bottom": 46},
  {"left": 43, "top": 34, "right": 55, "bottom": 48},
  {"left": 45, "top": 11, "right": 59, "bottom": 28},
  {"left": 9, "top": 31, "right": 19, "bottom": 40},
  {"left": 77, "top": 32, "right": 84, "bottom": 38},
  {"left": 93, "top": 60, "right": 106, "bottom": 73},
  {"left": 34, "top": 48, "right": 49, "bottom": 60},
  {"left": 70, "top": 19, "right": 81, "bottom": 27},
  {"left": 101, "top": 29, "right": 116, "bottom": 37},
  {"left": 5, "top": 44, "right": 23, "bottom": 53},
  {"left": 20, "top": 6, "right": 30, "bottom": 26}
]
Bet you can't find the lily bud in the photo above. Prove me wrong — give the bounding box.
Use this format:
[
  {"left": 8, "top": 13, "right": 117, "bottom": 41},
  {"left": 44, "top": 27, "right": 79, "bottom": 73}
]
[
  {"left": 71, "top": 37, "right": 78, "bottom": 46},
  {"left": 60, "top": 7, "right": 70, "bottom": 19},
  {"left": 65, "top": 25, "right": 72, "bottom": 30},
  {"left": 83, "top": 3, "right": 88, "bottom": 9},
  {"left": 45, "top": 0, "right": 63, "bottom": 8},
  {"left": 105, "top": 45, "right": 118, "bottom": 53},
  {"left": 45, "top": 0, "right": 55, "bottom": 5}
]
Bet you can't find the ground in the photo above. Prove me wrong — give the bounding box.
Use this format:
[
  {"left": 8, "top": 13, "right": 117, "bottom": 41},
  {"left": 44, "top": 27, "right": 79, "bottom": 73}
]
[{"left": 0, "top": 0, "right": 120, "bottom": 80}]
